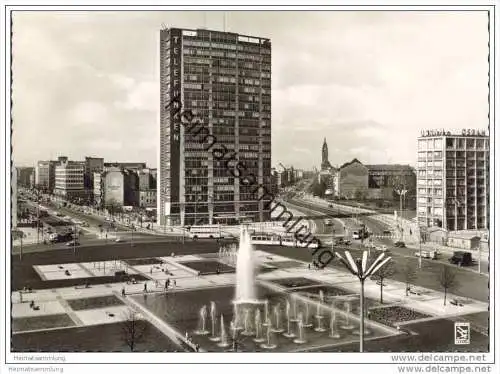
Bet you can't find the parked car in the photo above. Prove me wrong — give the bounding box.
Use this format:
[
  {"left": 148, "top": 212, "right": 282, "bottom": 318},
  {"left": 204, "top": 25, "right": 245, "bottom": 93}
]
[
  {"left": 115, "top": 237, "right": 124, "bottom": 243},
  {"left": 383, "top": 229, "right": 392, "bottom": 235},
  {"left": 415, "top": 250, "right": 439, "bottom": 260},
  {"left": 448, "top": 251, "right": 473, "bottom": 266},
  {"left": 394, "top": 241, "right": 406, "bottom": 248},
  {"left": 66, "top": 240, "right": 80, "bottom": 246},
  {"left": 376, "top": 245, "right": 388, "bottom": 252}
]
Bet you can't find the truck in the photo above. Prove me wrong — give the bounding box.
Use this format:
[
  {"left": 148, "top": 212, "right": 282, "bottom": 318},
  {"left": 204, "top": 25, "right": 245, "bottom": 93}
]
[{"left": 448, "top": 251, "right": 473, "bottom": 266}]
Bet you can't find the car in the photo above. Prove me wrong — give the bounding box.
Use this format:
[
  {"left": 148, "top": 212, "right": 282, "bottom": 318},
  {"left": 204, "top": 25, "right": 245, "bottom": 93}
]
[
  {"left": 448, "top": 251, "right": 473, "bottom": 266},
  {"left": 376, "top": 245, "right": 388, "bottom": 252},
  {"left": 383, "top": 229, "right": 392, "bottom": 235},
  {"left": 394, "top": 241, "right": 406, "bottom": 248},
  {"left": 416, "top": 250, "right": 439, "bottom": 260},
  {"left": 66, "top": 240, "right": 80, "bottom": 246},
  {"left": 115, "top": 237, "right": 124, "bottom": 242}
]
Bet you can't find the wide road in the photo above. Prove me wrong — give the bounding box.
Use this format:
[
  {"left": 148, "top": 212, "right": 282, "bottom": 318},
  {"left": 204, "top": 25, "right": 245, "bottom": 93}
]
[
  {"left": 282, "top": 198, "right": 489, "bottom": 303},
  {"left": 12, "top": 234, "right": 182, "bottom": 255}
]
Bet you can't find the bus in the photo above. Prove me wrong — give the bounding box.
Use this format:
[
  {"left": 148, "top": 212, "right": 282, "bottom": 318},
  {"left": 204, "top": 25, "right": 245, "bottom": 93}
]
[
  {"left": 187, "top": 225, "right": 224, "bottom": 240},
  {"left": 250, "top": 233, "right": 281, "bottom": 246},
  {"left": 250, "top": 234, "right": 319, "bottom": 249}
]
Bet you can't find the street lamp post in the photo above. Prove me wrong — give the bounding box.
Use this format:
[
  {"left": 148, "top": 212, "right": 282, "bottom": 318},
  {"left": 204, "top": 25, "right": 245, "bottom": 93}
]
[
  {"left": 335, "top": 250, "right": 392, "bottom": 352},
  {"left": 417, "top": 226, "right": 423, "bottom": 269},
  {"left": 394, "top": 188, "right": 408, "bottom": 241},
  {"left": 73, "top": 223, "right": 77, "bottom": 256}
]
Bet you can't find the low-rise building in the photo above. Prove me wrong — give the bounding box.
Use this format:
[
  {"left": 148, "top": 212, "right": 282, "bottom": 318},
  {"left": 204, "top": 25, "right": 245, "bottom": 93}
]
[
  {"left": 54, "top": 157, "right": 86, "bottom": 200},
  {"left": 16, "top": 167, "right": 35, "bottom": 188},
  {"left": 366, "top": 164, "right": 416, "bottom": 205},
  {"left": 338, "top": 158, "right": 369, "bottom": 199},
  {"left": 96, "top": 167, "right": 139, "bottom": 209},
  {"left": 84, "top": 156, "right": 104, "bottom": 191}
]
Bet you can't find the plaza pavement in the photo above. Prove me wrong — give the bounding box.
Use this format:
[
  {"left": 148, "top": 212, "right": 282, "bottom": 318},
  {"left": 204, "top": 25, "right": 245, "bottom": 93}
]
[{"left": 12, "top": 249, "right": 488, "bottom": 346}]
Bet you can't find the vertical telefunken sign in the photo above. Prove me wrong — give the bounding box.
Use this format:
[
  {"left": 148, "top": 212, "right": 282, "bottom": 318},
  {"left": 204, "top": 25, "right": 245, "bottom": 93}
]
[{"left": 169, "top": 29, "right": 182, "bottom": 213}]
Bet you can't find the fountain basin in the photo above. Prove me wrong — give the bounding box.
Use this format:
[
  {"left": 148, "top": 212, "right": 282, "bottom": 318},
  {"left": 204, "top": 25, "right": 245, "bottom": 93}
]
[{"left": 132, "top": 284, "right": 399, "bottom": 352}]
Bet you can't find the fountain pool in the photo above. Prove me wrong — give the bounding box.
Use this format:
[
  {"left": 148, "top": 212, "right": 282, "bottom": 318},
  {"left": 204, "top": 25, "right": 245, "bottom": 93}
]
[{"left": 131, "top": 227, "right": 399, "bottom": 352}]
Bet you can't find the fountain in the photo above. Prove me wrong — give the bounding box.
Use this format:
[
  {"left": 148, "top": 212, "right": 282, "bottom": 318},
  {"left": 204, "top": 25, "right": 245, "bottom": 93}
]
[
  {"left": 195, "top": 305, "right": 209, "bottom": 335},
  {"left": 303, "top": 301, "right": 312, "bottom": 328},
  {"left": 234, "top": 226, "right": 257, "bottom": 303},
  {"left": 293, "top": 312, "right": 307, "bottom": 344},
  {"left": 272, "top": 304, "right": 284, "bottom": 333},
  {"left": 241, "top": 308, "right": 254, "bottom": 336},
  {"left": 340, "top": 300, "right": 355, "bottom": 330},
  {"left": 260, "top": 319, "right": 276, "bottom": 349},
  {"left": 290, "top": 296, "right": 298, "bottom": 322},
  {"left": 174, "top": 228, "right": 388, "bottom": 351},
  {"left": 314, "top": 297, "right": 326, "bottom": 332},
  {"left": 218, "top": 315, "right": 230, "bottom": 347},
  {"left": 253, "top": 309, "right": 265, "bottom": 343},
  {"left": 329, "top": 310, "right": 340, "bottom": 339},
  {"left": 262, "top": 299, "right": 270, "bottom": 326},
  {"left": 283, "top": 300, "right": 296, "bottom": 338},
  {"left": 209, "top": 301, "right": 220, "bottom": 341},
  {"left": 232, "top": 303, "right": 242, "bottom": 331}
]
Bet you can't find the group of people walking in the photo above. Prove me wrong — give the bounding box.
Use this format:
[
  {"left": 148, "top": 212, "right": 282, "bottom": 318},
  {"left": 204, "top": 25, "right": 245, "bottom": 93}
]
[{"left": 121, "top": 277, "right": 177, "bottom": 297}]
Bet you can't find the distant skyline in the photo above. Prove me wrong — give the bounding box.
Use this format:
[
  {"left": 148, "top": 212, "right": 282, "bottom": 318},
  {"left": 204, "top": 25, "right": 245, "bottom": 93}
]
[{"left": 12, "top": 10, "right": 489, "bottom": 169}]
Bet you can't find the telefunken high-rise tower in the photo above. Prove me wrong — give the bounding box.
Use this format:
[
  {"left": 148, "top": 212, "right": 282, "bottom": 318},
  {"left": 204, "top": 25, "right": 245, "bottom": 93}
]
[{"left": 158, "top": 27, "right": 272, "bottom": 226}]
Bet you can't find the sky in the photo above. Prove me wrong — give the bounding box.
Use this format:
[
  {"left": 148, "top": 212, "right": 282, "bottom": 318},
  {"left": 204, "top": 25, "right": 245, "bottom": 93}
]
[{"left": 11, "top": 10, "right": 489, "bottom": 170}]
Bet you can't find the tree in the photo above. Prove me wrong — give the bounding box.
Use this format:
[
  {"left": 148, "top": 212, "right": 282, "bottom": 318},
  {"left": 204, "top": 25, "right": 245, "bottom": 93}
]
[
  {"left": 121, "top": 310, "right": 148, "bottom": 352},
  {"left": 355, "top": 189, "right": 365, "bottom": 201},
  {"left": 370, "top": 257, "right": 396, "bottom": 304},
  {"left": 403, "top": 260, "right": 418, "bottom": 296},
  {"left": 438, "top": 265, "right": 459, "bottom": 306}
]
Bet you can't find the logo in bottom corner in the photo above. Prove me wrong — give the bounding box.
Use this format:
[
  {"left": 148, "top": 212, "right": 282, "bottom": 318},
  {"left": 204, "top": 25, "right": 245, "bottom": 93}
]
[{"left": 454, "top": 322, "right": 470, "bottom": 345}]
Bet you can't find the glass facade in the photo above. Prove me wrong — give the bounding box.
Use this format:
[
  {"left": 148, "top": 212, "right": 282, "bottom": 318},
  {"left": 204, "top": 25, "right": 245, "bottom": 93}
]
[
  {"left": 416, "top": 134, "right": 489, "bottom": 231},
  {"left": 159, "top": 28, "right": 272, "bottom": 226}
]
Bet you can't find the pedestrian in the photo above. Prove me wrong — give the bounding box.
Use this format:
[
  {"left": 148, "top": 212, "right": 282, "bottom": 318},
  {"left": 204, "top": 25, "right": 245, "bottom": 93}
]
[
  {"left": 173, "top": 279, "right": 176, "bottom": 287},
  {"left": 144, "top": 282, "right": 147, "bottom": 293},
  {"left": 121, "top": 287, "right": 126, "bottom": 297},
  {"left": 308, "top": 264, "right": 311, "bottom": 270},
  {"left": 150, "top": 267, "right": 153, "bottom": 274},
  {"left": 166, "top": 278, "right": 171, "bottom": 288},
  {"left": 164, "top": 280, "right": 168, "bottom": 291}
]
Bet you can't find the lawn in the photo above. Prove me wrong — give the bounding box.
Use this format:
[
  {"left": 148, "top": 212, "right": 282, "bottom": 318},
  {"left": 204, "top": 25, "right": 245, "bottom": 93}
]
[{"left": 66, "top": 295, "right": 124, "bottom": 311}]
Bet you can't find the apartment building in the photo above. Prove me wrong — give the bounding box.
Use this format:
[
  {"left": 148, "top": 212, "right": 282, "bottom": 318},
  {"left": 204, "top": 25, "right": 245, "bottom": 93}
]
[{"left": 416, "top": 129, "right": 489, "bottom": 231}]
